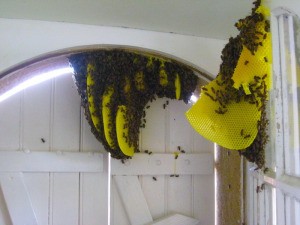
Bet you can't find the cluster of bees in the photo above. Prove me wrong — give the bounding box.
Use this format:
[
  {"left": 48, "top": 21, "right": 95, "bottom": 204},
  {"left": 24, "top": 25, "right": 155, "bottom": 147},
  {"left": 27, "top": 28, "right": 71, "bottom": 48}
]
[
  {"left": 204, "top": 0, "right": 270, "bottom": 169},
  {"left": 69, "top": 50, "right": 198, "bottom": 159}
]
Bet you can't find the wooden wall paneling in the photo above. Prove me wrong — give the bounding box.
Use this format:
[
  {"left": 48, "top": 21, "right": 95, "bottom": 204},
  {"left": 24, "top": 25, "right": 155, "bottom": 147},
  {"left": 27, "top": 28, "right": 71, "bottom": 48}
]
[
  {"left": 192, "top": 114, "right": 215, "bottom": 224},
  {"left": 52, "top": 74, "right": 80, "bottom": 151},
  {"left": 140, "top": 98, "right": 167, "bottom": 219},
  {"left": 23, "top": 173, "right": 50, "bottom": 225},
  {"left": 167, "top": 100, "right": 193, "bottom": 216},
  {"left": 114, "top": 175, "right": 153, "bottom": 225},
  {"left": 23, "top": 80, "right": 52, "bottom": 151},
  {"left": 0, "top": 92, "right": 21, "bottom": 224},
  {"left": 50, "top": 74, "right": 80, "bottom": 225},
  {"left": 80, "top": 109, "right": 108, "bottom": 225},
  {"left": 111, "top": 179, "right": 131, "bottom": 225},
  {"left": 0, "top": 184, "right": 12, "bottom": 225},
  {"left": 0, "top": 93, "right": 21, "bottom": 151},
  {"left": 22, "top": 79, "right": 52, "bottom": 225},
  {"left": 0, "top": 173, "right": 38, "bottom": 225},
  {"left": 193, "top": 175, "right": 214, "bottom": 225}
]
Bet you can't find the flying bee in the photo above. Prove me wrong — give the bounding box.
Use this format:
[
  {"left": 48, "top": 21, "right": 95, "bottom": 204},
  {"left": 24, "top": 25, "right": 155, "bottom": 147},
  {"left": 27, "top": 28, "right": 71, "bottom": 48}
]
[
  {"left": 41, "top": 138, "right": 46, "bottom": 143},
  {"left": 146, "top": 105, "right": 150, "bottom": 109},
  {"left": 170, "top": 174, "right": 175, "bottom": 177},
  {"left": 177, "top": 146, "right": 181, "bottom": 151},
  {"left": 175, "top": 174, "right": 179, "bottom": 177},
  {"left": 152, "top": 176, "right": 157, "bottom": 181},
  {"left": 166, "top": 100, "right": 169, "bottom": 105},
  {"left": 148, "top": 151, "right": 152, "bottom": 155},
  {"left": 163, "top": 104, "right": 166, "bottom": 109},
  {"left": 180, "top": 150, "right": 185, "bottom": 153},
  {"left": 144, "top": 150, "right": 149, "bottom": 153}
]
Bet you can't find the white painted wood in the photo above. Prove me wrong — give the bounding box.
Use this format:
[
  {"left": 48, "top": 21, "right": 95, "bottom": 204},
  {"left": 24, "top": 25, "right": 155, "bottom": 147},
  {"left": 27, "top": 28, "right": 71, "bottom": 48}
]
[
  {"left": 140, "top": 98, "right": 167, "bottom": 221},
  {"left": 23, "top": 173, "right": 50, "bottom": 225},
  {"left": 140, "top": 175, "right": 166, "bottom": 220},
  {"left": 167, "top": 100, "right": 193, "bottom": 217},
  {"left": 0, "top": 183, "right": 12, "bottom": 225},
  {"left": 0, "top": 151, "right": 103, "bottom": 172},
  {"left": 111, "top": 153, "right": 213, "bottom": 175},
  {"left": 193, "top": 175, "right": 214, "bottom": 225},
  {"left": 0, "top": 92, "right": 21, "bottom": 151},
  {"left": 80, "top": 109, "right": 109, "bottom": 225},
  {"left": 114, "top": 175, "right": 153, "bottom": 225},
  {"left": 52, "top": 74, "right": 81, "bottom": 151},
  {"left": 148, "top": 213, "right": 200, "bottom": 225},
  {"left": 50, "top": 74, "right": 81, "bottom": 225},
  {"left": 23, "top": 79, "right": 52, "bottom": 151},
  {"left": 0, "top": 173, "right": 38, "bottom": 225},
  {"left": 50, "top": 173, "right": 79, "bottom": 225},
  {"left": 111, "top": 180, "right": 131, "bottom": 225}
]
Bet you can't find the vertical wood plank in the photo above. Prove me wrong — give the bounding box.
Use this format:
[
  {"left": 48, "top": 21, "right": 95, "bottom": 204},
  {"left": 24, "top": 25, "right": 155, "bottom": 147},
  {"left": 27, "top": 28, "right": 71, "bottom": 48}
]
[
  {"left": 0, "top": 93, "right": 21, "bottom": 151},
  {"left": 111, "top": 180, "right": 130, "bottom": 225},
  {"left": 22, "top": 77, "right": 52, "bottom": 225},
  {"left": 167, "top": 101, "right": 193, "bottom": 216},
  {"left": 23, "top": 173, "right": 50, "bottom": 225},
  {"left": 23, "top": 80, "right": 52, "bottom": 151},
  {"left": 80, "top": 109, "right": 108, "bottom": 225},
  {"left": 52, "top": 74, "right": 80, "bottom": 151},
  {"left": 51, "top": 173, "right": 79, "bottom": 225},
  {"left": 0, "top": 184, "right": 12, "bottom": 225},
  {"left": 193, "top": 175, "right": 214, "bottom": 225},
  {"left": 140, "top": 98, "right": 167, "bottom": 219},
  {"left": 50, "top": 74, "right": 80, "bottom": 225},
  {"left": 0, "top": 173, "right": 38, "bottom": 225},
  {"left": 114, "top": 176, "right": 153, "bottom": 225}
]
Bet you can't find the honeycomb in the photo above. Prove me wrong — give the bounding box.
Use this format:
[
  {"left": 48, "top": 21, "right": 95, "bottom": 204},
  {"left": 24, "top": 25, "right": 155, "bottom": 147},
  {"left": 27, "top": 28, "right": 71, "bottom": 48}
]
[{"left": 186, "top": 2, "right": 271, "bottom": 151}]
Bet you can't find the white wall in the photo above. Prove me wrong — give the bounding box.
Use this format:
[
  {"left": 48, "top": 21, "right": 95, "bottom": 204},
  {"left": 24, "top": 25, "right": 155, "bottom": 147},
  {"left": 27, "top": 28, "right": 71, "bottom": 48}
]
[{"left": 0, "top": 18, "right": 225, "bottom": 77}]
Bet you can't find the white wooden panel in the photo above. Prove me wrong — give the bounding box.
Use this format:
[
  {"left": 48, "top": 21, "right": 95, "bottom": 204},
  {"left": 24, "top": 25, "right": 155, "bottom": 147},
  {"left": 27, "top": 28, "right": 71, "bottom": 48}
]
[
  {"left": 167, "top": 175, "right": 193, "bottom": 216},
  {"left": 52, "top": 74, "right": 81, "bottom": 151},
  {"left": 193, "top": 175, "right": 214, "bottom": 225},
  {"left": 51, "top": 173, "right": 79, "bottom": 225},
  {"left": 23, "top": 173, "right": 49, "bottom": 225},
  {"left": 0, "top": 93, "right": 21, "bottom": 151},
  {"left": 23, "top": 80, "right": 51, "bottom": 151},
  {"left": 169, "top": 100, "right": 193, "bottom": 152},
  {"left": 0, "top": 173, "right": 38, "bottom": 225},
  {"left": 141, "top": 175, "right": 166, "bottom": 220},
  {"left": 80, "top": 109, "right": 108, "bottom": 225},
  {"left": 50, "top": 74, "right": 81, "bottom": 225},
  {"left": 140, "top": 98, "right": 167, "bottom": 221},
  {"left": 80, "top": 173, "right": 108, "bottom": 225},
  {"left": 114, "top": 175, "right": 153, "bottom": 225},
  {"left": 149, "top": 214, "right": 200, "bottom": 225},
  {"left": 0, "top": 183, "right": 12, "bottom": 225},
  {"left": 111, "top": 180, "right": 130, "bottom": 225},
  {"left": 111, "top": 153, "right": 213, "bottom": 175},
  {"left": 0, "top": 151, "right": 103, "bottom": 172},
  {"left": 167, "top": 101, "right": 193, "bottom": 216},
  {"left": 141, "top": 98, "right": 166, "bottom": 152}
]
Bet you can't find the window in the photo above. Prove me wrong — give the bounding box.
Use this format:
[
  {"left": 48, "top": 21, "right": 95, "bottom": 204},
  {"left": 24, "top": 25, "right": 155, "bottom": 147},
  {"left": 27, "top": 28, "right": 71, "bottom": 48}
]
[{"left": 246, "top": 9, "right": 300, "bottom": 225}]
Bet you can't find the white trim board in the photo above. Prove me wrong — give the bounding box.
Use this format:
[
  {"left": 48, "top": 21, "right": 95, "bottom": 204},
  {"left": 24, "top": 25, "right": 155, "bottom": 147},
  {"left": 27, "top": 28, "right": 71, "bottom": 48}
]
[
  {"left": 111, "top": 153, "right": 213, "bottom": 176},
  {"left": 0, "top": 151, "right": 103, "bottom": 172}
]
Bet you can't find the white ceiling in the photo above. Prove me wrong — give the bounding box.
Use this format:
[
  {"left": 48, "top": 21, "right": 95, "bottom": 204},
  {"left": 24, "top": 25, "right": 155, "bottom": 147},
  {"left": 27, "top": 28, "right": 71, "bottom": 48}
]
[{"left": 0, "top": 0, "right": 254, "bottom": 40}]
